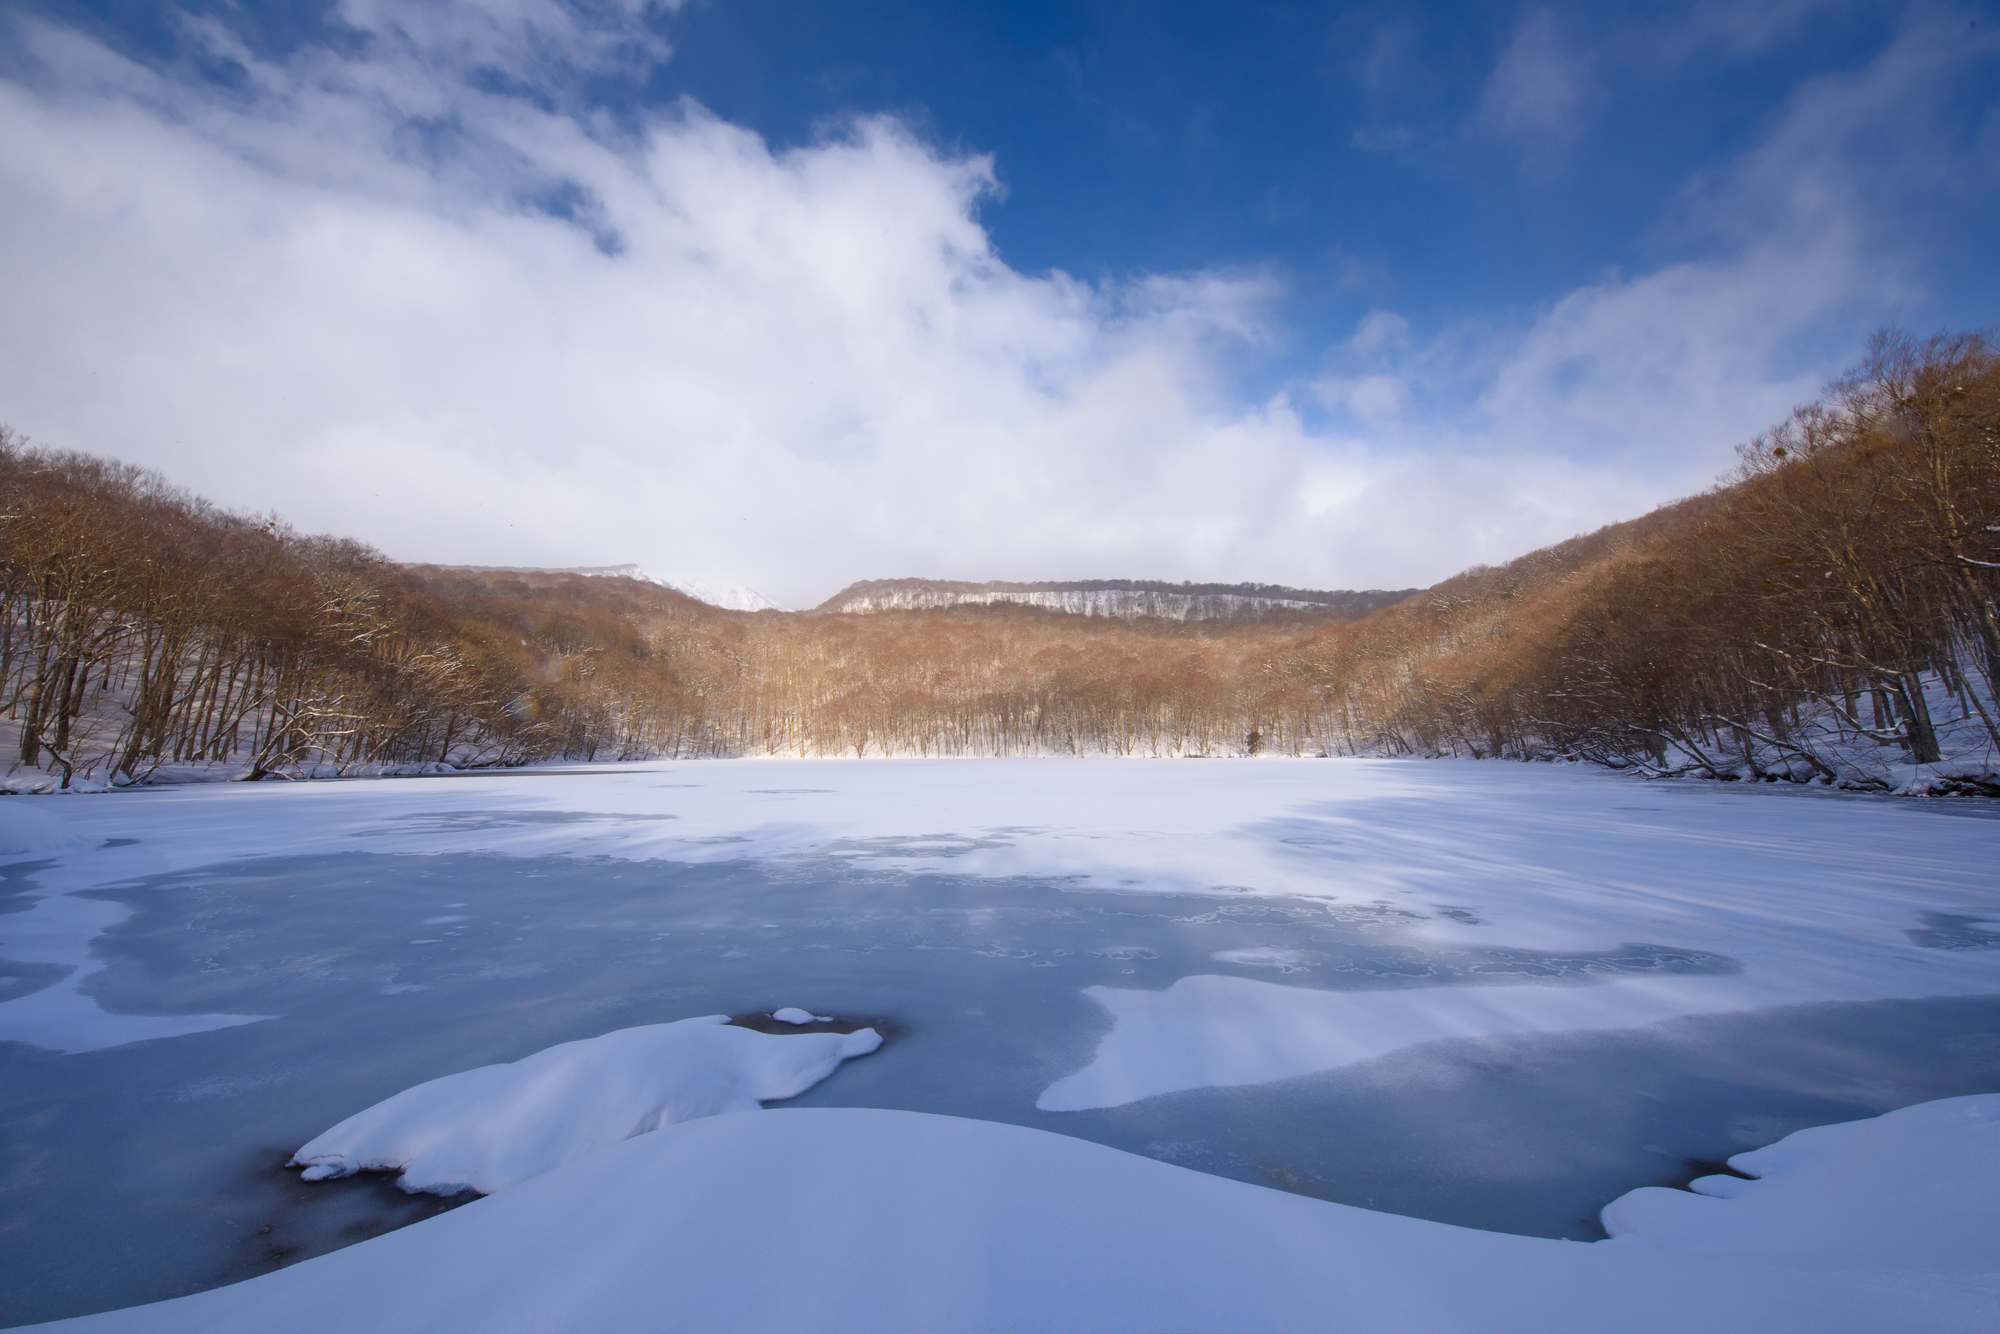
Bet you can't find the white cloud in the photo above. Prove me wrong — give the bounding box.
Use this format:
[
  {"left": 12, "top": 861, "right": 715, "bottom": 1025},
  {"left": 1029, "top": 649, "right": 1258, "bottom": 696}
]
[
  {"left": 1472, "top": 9, "right": 1585, "bottom": 155},
  {"left": 0, "top": 4, "right": 1986, "bottom": 604}
]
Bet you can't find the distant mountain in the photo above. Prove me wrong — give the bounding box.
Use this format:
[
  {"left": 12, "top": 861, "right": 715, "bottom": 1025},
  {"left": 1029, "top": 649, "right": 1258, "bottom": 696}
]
[
  {"left": 440, "top": 564, "right": 786, "bottom": 612},
  {"left": 814, "top": 578, "right": 1418, "bottom": 623}
]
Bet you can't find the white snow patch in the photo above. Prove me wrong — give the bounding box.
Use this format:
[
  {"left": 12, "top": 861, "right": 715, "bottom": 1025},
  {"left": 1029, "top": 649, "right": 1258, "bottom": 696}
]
[
  {"left": 572, "top": 565, "right": 785, "bottom": 612},
  {"left": 0, "top": 889, "right": 270, "bottom": 1053},
  {"left": 40, "top": 1103, "right": 1999, "bottom": 1333},
  {"left": 290, "top": 1017, "right": 881, "bottom": 1194},
  {"left": 770, "top": 1007, "right": 826, "bottom": 1024},
  {"left": 1601, "top": 1093, "right": 2000, "bottom": 1272},
  {"left": 1037, "top": 973, "right": 1778, "bottom": 1111}
]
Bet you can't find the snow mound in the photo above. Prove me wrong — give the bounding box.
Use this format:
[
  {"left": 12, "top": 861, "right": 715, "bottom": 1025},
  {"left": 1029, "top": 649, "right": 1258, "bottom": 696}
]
[
  {"left": 45, "top": 1105, "right": 1998, "bottom": 1334},
  {"left": 1601, "top": 1093, "right": 2000, "bottom": 1271},
  {"left": 1037, "top": 972, "right": 1763, "bottom": 1111},
  {"left": 770, "top": 1007, "right": 827, "bottom": 1024},
  {"left": 290, "top": 1016, "right": 881, "bottom": 1194},
  {"left": 0, "top": 798, "right": 78, "bottom": 854}
]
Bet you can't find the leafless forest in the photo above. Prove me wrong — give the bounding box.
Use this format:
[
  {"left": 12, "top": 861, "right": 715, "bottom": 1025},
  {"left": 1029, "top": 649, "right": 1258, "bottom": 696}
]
[{"left": 2, "top": 330, "right": 1994, "bottom": 791}]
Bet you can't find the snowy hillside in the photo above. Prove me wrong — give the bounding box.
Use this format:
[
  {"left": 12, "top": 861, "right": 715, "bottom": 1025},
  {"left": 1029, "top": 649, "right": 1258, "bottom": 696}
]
[
  {"left": 565, "top": 565, "right": 786, "bottom": 612},
  {"left": 816, "top": 577, "right": 1417, "bottom": 622}
]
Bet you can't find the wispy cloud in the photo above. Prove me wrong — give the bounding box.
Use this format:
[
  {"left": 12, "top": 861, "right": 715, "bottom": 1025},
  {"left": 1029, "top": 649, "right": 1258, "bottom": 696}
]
[{"left": 1471, "top": 8, "right": 1585, "bottom": 162}]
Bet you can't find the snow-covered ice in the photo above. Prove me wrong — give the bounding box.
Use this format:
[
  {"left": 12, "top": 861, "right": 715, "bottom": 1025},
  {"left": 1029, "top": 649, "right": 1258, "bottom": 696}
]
[
  {"left": 291, "top": 1017, "right": 881, "bottom": 1194},
  {"left": 1, "top": 757, "right": 1996, "bottom": 1326},
  {"left": 1038, "top": 971, "right": 1785, "bottom": 1110},
  {"left": 30, "top": 1100, "right": 2000, "bottom": 1334}
]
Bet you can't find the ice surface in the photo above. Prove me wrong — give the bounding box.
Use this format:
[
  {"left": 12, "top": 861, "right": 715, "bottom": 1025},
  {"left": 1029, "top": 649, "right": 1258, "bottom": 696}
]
[
  {"left": 8, "top": 757, "right": 1994, "bottom": 1058},
  {"left": 3, "top": 758, "right": 1998, "bottom": 1324},
  {"left": 1601, "top": 1093, "right": 2000, "bottom": 1271},
  {"left": 1038, "top": 971, "right": 1778, "bottom": 1110},
  {"left": 33, "top": 1104, "right": 1999, "bottom": 1334},
  {"left": 0, "top": 871, "right": 268, "bottom": 1053},
  {"left": 770, "top": 1007, "right": 821, "bottom": 1024},
  {"left": 291, "top": 1017, "right": 881, "bottom": 1194}
]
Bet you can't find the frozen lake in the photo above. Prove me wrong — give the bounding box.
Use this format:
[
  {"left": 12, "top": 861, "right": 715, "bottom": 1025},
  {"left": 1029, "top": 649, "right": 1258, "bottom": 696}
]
[{"left": 2, "top": 759, "right": 1997, "bottom": 1327}]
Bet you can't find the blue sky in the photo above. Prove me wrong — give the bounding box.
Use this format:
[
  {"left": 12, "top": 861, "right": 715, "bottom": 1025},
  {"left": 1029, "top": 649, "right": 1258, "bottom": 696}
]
[{"left": 1, "top": 1, "right": 1996, "bottom": 603}]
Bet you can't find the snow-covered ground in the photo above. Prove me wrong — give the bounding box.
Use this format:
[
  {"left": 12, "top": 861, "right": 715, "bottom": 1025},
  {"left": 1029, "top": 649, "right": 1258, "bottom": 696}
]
[
  {"left": 1, "top": 758, "right": 1996, "bottom": 1328},
  {"left": 32, "top": 1097, "right": 2000, "bottom": 1334}
]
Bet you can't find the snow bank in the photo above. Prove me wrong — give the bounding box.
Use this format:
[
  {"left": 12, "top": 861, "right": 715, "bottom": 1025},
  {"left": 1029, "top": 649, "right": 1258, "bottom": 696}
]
[
  {"left": 1037, "top": 972, "right": 1767, "bottom": 1110},
  {"left": 39, "top": 1104, "right": 1997, "bottom": 1334},
  {"left": 0, "top": 797, "right": 77, "bottom": 855},
  {"left": 290, "top": 1017, "right": 881, "bottom": 1194},
  {"left": 1602, "top": 1093, "right": 2000, "bottom": 1271},
  {"left": 771, "top": 1007, "right": 826, "bottom": 1024}
]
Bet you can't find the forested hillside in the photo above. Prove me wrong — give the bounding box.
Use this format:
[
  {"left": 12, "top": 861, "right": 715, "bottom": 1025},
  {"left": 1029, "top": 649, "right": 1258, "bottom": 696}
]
[
  {"left": 1291, "top": 330, "right": 1999, "bottom": 791},
  {"left": 1, "top": 329, "right": 1993, "bottom": 791}
]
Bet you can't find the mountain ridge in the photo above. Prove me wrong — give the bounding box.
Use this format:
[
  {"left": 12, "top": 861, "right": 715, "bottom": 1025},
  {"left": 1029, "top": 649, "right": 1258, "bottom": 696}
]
[{"left": 815, "top": 578, "right": 1418, "bottom": 623}]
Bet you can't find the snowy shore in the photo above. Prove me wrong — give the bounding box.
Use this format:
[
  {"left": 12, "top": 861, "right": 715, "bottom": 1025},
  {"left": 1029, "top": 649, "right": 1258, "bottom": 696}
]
[{"left": 29, "top": 1097, "right": 2000, "bottom": 1333}]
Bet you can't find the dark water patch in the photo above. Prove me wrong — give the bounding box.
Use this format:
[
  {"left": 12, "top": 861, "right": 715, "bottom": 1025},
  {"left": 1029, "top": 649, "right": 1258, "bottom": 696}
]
[
  {"left": 219, "top": 1154, "right": 477, "bottom": 1282},
  {"left": 1050, "top": 993, "right": 2000, "bottom": 1242},
  {"left": 100, "top": 838, "right": 141, "bottom": 849},
  {"left": 728, "top": 1011, "right": 907, "bottom": 1042},
  {"left": 1655, "top": 1157, "right": 1754, "bottom": 1190},
  {"left": 0, "top": 858, "right": 57, "bottom": 916},
  {"left": 1905, "top": 911, "right": 2000, "bottom": 950}
]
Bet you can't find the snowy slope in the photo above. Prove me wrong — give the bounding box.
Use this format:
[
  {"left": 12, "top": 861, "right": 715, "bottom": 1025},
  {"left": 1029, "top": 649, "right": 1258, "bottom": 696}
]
[
  {"left": 292, "top": 1017, "right": 881, "bottom": 1194},
  {"left": 32, "top": 1101, "right": 1999, "bottom": 1333}
]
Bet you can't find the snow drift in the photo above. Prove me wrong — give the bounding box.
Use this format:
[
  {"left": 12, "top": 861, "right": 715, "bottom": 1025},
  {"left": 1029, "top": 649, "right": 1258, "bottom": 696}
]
[
  {"left": 40, "top": 1099, "right": 2000, "bottom": 1333},
  {"left": 1036, "top": 972, "right": 1768, "bottom": 1111},
  {"left": 290, "top": 1016, "right": 881, "bottom": 1195},
  {"left": 0, "top": 798, "right": 77, "bottom": 855}
]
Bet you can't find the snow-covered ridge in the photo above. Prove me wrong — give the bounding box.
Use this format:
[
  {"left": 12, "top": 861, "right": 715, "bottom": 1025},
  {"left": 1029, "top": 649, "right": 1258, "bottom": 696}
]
[
  {"left": 816, "top": 577, "right": 1418, "bottom": 622},
  {"left": 291, "top": 1017, "right": 881, "bottom": 1195}
]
